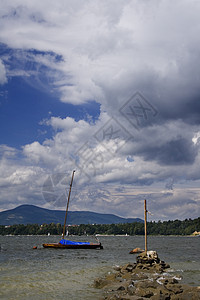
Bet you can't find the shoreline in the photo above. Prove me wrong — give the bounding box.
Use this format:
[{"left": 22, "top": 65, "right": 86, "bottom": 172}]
[
  {"left": 94, "top": 251, "right": 200, "bottom": 299},
  {"left": 0, "top": 234, "right": 199, "bottom": 237}
]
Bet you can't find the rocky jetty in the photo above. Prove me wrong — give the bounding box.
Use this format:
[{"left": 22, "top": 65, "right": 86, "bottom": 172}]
[{"left": 94, "top": 251, "right": 200, "bottom": 299}]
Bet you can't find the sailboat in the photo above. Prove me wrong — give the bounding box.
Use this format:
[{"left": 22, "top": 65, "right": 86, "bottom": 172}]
[{"left": 43, "top": 170, "right": 103, "bottom": 249}]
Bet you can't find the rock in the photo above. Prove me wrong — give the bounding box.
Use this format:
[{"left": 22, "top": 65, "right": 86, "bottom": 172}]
[
  {"left": 106, "top": 273, "right": 117, "bottom": 281},
  {"left": 147, "top": 250, "right": 159, "bottom": 260},
  {"left": 94, "top": 252, "right": 199, "bottom": 300},
  {"left": 136, "top": 287, "right": 154, "bottom": 298},
  {"left": 120, "top": 264, "right": 129, "bottom": 273},
  {"left": 153, "top": 264, "right": 164, "bottom": 273},
  {"left": 158, "top": 287, "right": 171, "bottom": 298},
  {"left": 104, "top": 294, "right": 121, "bottom": 300},
  {"left": 135, "top": 263, "right": 143, "bottom": 269},
  {"left": 176, "top": 287, "right": 200, "bottom": 300},
  {"left": 164, "top": 263, "right": 170, "bottom": 269},
  {"left": 137, "top": 273, "right": 148, "bottom": 280},
  {"left": 113, "top": 265, "right": 121, "bottom": 272},
  {"left": 115, "top": 275, "right": 123, "bottom": 282},
  {"left": 94, "top": 278, "right": 109, "bottom": 288},
  {"left": 129, "top": 274, "right": 140, "bottom": 281},
  {"left": 165, "top": 283, "right": 183, "bottom": 294},
  {"left": 137, "top": 251, "right": 161, "bottom": 266},
  {"left": 129, "top": 248, "right": 144, "bottom": 254},
  {"left": 121, "top": 272, "right": 132, "bottom": 280},
  {"left": 167, "top": 278, "right": 179, "bottom": 284},
  {"left": 135, "top": 280, "right": 159, "bottom": 290},
  {"left": 121, "top": 263, "right": 136, "bottom": 273},
  {"left": 127, "top": 284, "right": 136, "bottom": 295},
  {"left": 151, "top": 292, "right": 170, "bottom": 300},
  {"left": 158, "top": 277, "right": 178, "bottom": 286},
  {"left": 126, "top": 264, "right": 136, "bottom": 272},
  {"left": 117, "top": 285, "right": 126, "bottom": 291}
]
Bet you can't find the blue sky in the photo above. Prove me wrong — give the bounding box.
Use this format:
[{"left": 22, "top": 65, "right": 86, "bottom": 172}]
[
  {"left": 0, "top": 46, "right": 100, "bottom": 147},
  {"left": 0, "top": 74, "right": 100, "bottom": 148},
  {"left": 0, "top": 0, "right": 200, "bottom": 221}
]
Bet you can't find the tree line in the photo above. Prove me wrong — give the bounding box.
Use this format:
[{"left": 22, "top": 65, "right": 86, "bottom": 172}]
[{"left": 0, "top": 217, "right": 199, "bottom": 236}]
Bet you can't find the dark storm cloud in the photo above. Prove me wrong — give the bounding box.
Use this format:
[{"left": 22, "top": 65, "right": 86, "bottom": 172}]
[
  {"left": 153, "top": 95, "right": 200, "bottom": 127},
  {"left": 136, "top": 137, "right": 197, "bottom": 165}
]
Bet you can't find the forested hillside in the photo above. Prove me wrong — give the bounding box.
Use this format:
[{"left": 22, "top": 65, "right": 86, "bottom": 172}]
[{"left": 0, "top": 217, "right": 199, "bottom": 236}]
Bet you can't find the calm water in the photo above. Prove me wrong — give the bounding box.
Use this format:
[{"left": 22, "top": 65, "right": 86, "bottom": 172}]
[{"left": 0, "top": 235, "right": 199, "bottom": 299}]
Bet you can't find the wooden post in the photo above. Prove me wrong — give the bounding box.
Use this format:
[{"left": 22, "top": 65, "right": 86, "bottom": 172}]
[
  {"left": 144, "top": 199, "right": 147, "bottom": 254},
  {"left": 62, "top": 170, "right": 75, "bottom": 239}
]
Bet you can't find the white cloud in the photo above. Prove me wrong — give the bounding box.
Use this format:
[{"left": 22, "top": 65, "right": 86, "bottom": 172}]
[
  {"left": 0, "top": 59, "right": 7, "bottom": 84},
  {"left": 1, "top": 119, "right": 200, "bottom": 219},
  {"left": 0, "top": 0, "right": 200, "bottom": 106},
  {"left": 0, "top": 1, "right": 200, "bottom": 219},
  {"left": 192, "top": 131, "right": 200, "bottom": 145}
]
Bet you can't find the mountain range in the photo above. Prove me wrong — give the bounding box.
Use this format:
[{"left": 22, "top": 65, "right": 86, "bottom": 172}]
[{"left": 0, "top": 205, "right": 143, "bottom": 225}]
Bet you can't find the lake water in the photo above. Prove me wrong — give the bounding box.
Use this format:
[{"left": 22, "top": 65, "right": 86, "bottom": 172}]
[{"left": 0, "top": 235, "right": 199, "bottom": 299}]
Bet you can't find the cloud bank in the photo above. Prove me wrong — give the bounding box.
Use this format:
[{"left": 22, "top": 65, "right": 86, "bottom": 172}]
[{"left": 0, "top": 0, "right": 200, "bottom": 220}]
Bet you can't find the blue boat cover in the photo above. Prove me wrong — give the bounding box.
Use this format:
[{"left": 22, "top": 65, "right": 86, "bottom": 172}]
[{"left": 59, "top": 239, "right": 90, "bottom": 245}]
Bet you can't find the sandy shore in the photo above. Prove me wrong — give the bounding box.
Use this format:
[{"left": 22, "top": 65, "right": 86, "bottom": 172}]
[{"left": 94, "top": 251, "right": 200, "bottom": 299}]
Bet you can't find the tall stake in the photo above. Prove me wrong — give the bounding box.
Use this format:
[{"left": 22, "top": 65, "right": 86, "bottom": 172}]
[
  {"left": 144, "top": 199, "right": 147, "bottom": 254},
  {"left": 62, "top": 170, "right": 75, "bottom": 239}
]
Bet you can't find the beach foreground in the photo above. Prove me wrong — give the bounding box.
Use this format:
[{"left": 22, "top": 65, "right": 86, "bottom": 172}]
[{"left": 94, "top": 251, "right": 200, "bottom": 300}]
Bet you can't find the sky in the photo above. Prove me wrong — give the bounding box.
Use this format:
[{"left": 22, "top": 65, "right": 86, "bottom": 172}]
[{"left": 0, "top": 0, "right": 200, "bottom": 221}]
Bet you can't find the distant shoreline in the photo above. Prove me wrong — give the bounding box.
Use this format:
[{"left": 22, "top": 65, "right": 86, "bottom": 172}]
[
  {"left": 1, "top": 234, "right": 199, "bottom": 237},
  {"left": 1, "top": 216, "right": 199, "bottom": 236}
]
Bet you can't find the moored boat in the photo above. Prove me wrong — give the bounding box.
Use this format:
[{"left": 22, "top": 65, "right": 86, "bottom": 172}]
[
  {"left": 42, "top": 170, "right": 103, "bottom": 250},
  {"left": 43, "top": 239, "right": 103, "bottom": 249}
]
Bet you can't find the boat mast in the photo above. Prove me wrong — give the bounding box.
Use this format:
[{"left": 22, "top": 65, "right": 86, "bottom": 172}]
[
  {"left": 144, "top": 199, "right": 147, "bottom": 254},
  {"left": 62, "top": 170, "right": 75, "bottom": 239}
]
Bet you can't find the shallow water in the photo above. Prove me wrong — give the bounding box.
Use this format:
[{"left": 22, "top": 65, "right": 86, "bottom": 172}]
[{"left": 0, "top": 235, "right": 199, "bottom": 299}]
